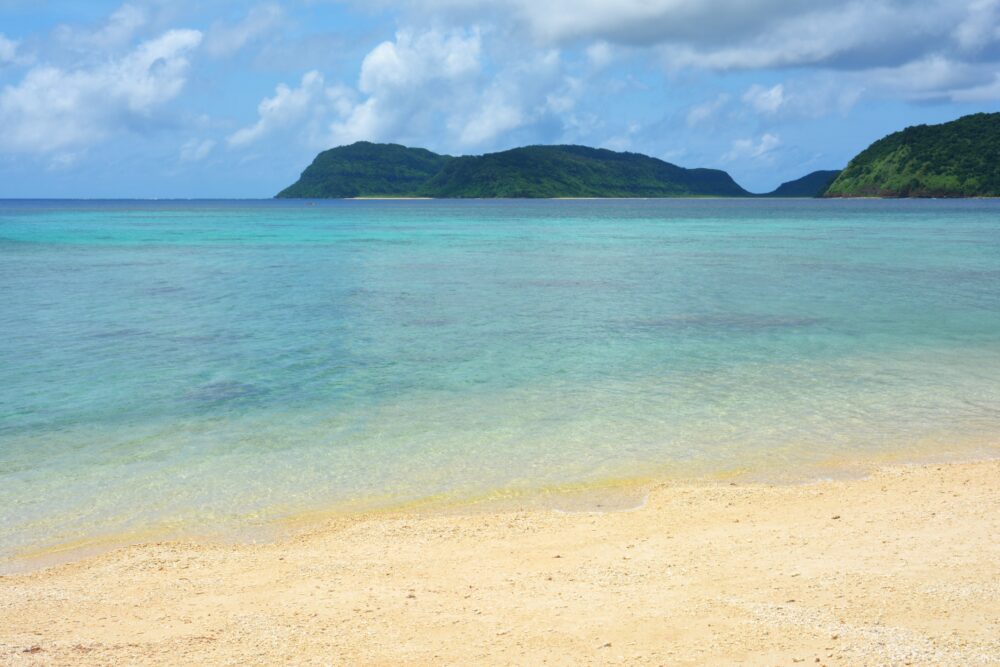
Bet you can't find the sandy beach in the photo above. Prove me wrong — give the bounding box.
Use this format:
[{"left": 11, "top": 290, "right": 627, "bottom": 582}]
[{"left": 1, "top": 459, "right": 998, "bottom": 666}]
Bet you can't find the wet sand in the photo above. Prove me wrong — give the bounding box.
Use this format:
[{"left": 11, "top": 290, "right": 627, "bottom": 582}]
[{"left": 2, "top": 459, "right": 999, "bottom": 665}]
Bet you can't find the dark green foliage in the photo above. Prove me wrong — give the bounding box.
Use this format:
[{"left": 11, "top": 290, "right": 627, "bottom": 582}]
[
  {"left": 276, "top": 142, "right": 451, "bottom": 198},
  {"left": 763, "top": 170, "right": 841, "bottom": 197},
  {"left": 276, "top": 142, "right": 750, "bottom": 198},
  {"left": 417, "top": 145, "right": 749, "bottom": 198},
  {"left": 824, "top": 113, "right": 1000, "bottom": 197}
]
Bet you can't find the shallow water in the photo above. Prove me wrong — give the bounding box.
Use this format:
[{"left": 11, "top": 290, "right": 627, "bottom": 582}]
[{"left": 1, "top": 198, "right": 998, "bottom": 563}]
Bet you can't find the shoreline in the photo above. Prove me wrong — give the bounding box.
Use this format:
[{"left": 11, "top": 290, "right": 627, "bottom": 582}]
[
  {"left": 4, "top": 432, "right": 995, "bottom": 575},
  {"left": 4, "top": 438, "right": 998, "bottom": 576},
  {"left": 2, "top": 457, "right": 999, "bottom": 665}
]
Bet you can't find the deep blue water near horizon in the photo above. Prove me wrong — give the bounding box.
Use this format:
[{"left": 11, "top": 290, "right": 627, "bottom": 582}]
[{"left": 1, "top": 198, "right": 999, "bottom": 565}]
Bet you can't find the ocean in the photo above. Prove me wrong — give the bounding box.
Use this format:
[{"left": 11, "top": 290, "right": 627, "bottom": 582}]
[{"left": 1, "top": 198, "right": 998, "bottom": 566}]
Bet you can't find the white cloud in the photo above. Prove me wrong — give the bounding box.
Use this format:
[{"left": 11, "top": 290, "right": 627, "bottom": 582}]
[
  {"left": 856, "top": 55, "right": 1000, "bottom": 101},
  {"left": 458, "top": 93, "right": 524, "bottom": 145},
  {"left": 447, "top": 48, "right": 571, "bottom": 147},
  {"left": 180, "top": 138, "right": 216, "bottom": 162},
  {"left": 329, "top": 27, "right": 484, "bottom": 145},
  {"left": 953, "top": 0, "right": 1000, "bottom": 52},
  {"left": 655, "top": 2, "right": 956, "bottom": 72},
  {"left": 206, "top": 4, "right": 284, "bottom": 58},
  {"left": 354, "top": 0, "right": 1000, "bottom": 109},
  {"left": 724, "top": 132, "right": 781, "bottom": 161},
  {"left": 951, "top": 73, "right": 1000, "bottom": 101},
  {"left": 358, "top": 28, "right": 481, "bottom": 94},
  {"left": 686, "top": 93, "right": 729, "bottom": 127},
  {"left": 601, "top": 120, "right": 641, "bottom": 151},
  {"left": 393, "top": 0, "right": 999, "bottom": 78},
  {"left": 0, "top": 29, "right": 203, "bottom": 154},
  {"left": 0, "top": 34, "right": 18, "bottom": 64},
  {"left": 742, "top": 83, "right": 784, "bottom": 115},
  {"left": 231, "top": 26, "right": 592, "bottom": 152},
  {"left": 545, "top": 75, "right": 581, "bottom": 114},
  {"left": 585, "top": 41, "right": 614, "bottom": 69},
  {"left": 53, "top": 4, "right": 148, "bottom": 53},
  {"left": 462, "top": 0, "right": 825, "bottom": 46},
  {"left": 228, "top": 70, "right": 329, "bottom": 147},
  {"left": 734, "top": 79, "right": 862, "bottom": 120}
]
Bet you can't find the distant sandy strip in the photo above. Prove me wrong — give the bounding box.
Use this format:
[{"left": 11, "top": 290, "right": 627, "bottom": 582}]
[{"left": 2, "top": 459, "right": 998, "bottom": 665}]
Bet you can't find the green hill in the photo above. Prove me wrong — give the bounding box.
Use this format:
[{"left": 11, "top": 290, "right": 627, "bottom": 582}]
[
  {"left": 419, "top": 145, "right": 748, "bottom": 198},
  {"left": 763, "top": 170, "right": 841, "bottom": 197},
  {"left": 276, "top": 143, "right": 750, "bottom": 198},
  {"left": 824, "top": 113, "right": 1000, "bottom": 197},
  {"left": 276, "top": 142, "right": 451, "bottom": 198}
]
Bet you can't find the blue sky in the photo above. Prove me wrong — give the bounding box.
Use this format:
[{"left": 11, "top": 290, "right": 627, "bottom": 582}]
[{"left": 1, "top": 0, "right": 998, "bottom": 197}]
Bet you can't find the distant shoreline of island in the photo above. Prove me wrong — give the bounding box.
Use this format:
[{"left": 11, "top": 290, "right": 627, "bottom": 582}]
[{"left": 277, "top": 112, "right": 1000, "bottom": 200}]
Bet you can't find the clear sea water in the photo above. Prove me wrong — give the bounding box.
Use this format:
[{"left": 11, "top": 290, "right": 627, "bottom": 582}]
[{"left": 1, "top": 199, "right": 998, "bottom": 565}]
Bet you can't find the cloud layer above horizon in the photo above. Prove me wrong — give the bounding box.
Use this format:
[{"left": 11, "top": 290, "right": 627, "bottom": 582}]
[{"left": 1, "top": 0, "right": 998, "bottom": 196}]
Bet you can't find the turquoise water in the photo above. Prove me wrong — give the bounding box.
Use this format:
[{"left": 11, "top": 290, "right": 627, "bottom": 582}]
[{"left": 1, "top": 199, "right": 999, "bottom": 564}]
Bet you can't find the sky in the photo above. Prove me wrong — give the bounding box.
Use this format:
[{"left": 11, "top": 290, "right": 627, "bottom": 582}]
[{"left": 1, "top": 0, "right": 999, "bottom": 197}]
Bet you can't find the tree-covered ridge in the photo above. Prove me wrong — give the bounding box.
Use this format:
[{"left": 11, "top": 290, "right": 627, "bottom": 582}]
[
  {"left": 276, "top": 143, "right": 750, "bottom": 198},
  {"left": 824, "top": 113, "right": 1000, "bottom": 197},
  {"left": 419, "top": 145, "right": 749, "bottom": 198},
  {"left": 276, "top": 142, "right": 451, "bottom": 198},
  {"left": 764, "top": 170, "right": 841, "bottom": 197}
]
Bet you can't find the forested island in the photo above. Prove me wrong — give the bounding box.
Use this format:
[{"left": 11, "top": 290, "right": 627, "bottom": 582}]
[
  {"left": 277, "top": 113, "right": 999, "bottom": 199},
  {"left": 277, "top": 143, "right": 751, "bottom": 198}
]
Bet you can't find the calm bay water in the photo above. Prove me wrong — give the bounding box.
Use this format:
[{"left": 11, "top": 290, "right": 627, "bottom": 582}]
[{"left": 1, "top": 198, "right": 998, "bottom": 563}]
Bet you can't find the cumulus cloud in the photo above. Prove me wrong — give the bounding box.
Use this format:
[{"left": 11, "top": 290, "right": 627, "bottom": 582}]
[
  {"left": 205, "top": 4, "right": 284, "bottom": 58},
  {"left": 585, "top": 42, "right": 615, "bottom": 69},
  {"left": 690, "top": 79, "right": 861, "bottom": 128},
  {"left": 53, "top": 4, "right": 148, "bottom": 53},
  {"left": 951, "top": 74, "right": 1000, "bottom": 101},
  {"left": 953, "top": 0, "right": 1000, "bottom": 53},
  {"left": 686, "top": 93, "right": 730, "bottom": 127},
  {"left": 228, "top": 70, "right": 330, "bottom": 147},
  {"left": 330, "top": 27, "right": 484, "bottom": 145},
  {"left": 453, "top": 50, "right": 571, "bottom": 145},
  {"left": 332, "top": 0, "right": 1000, "bottom": 116},
  {"left": 229, "top": 26, "right": 594, "bottom": 152},
  {"left": 388, "top": 1, "right": 1000, "bottom": 81},
  {"left": 861, "top": 55, "right": 996, "bottom": 101},
  {"left": 398, "top": 0, "right": 825, "bottom": 47},
  {"left": 457, "top": 88, "right": 525, "bottom": 145},
  {"left": 225, "top": 70, "right": 360, "bottom": 148},
  {"left": 342, "top": 0, "right": 1000, "bottom": 118},
  {"left": 724, "top": 132, "right": 781, "bottom": 162},
  {"left": 601, "top": 120, "right": 642, "bottom": 151},
  {"left": 359, "top": 28, "right": 480, "bottom": 94},
  {"left": 0, "top": 29, "right": 202, "bottom": 154},
  {"left": 742, "top": 84, "right": 785, "bottom": 115},
  {"left": 226, "top": 27, "right": 480, "bottom": 148},
  {"left": 228, "top": 28, "right": 536, "bottom": 150},
  {"left": 655, "top": 2, "right": 967, "bottom": 72},
  {"left": 0, "top": 34, "right": 18, "bottom": 64}
]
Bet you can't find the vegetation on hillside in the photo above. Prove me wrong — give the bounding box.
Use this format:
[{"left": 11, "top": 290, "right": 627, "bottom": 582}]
[
  {"left": 824, "top": 113, "right": 1000, "bottom": 197},
  {"left": 764, "top": 170, "right": 841, "bottom": 197},
  {"left": 418, "top": 145, "right": 748, "bottom": 198},
  {"left": 276, "top": 142, "right": 451, "bottom": 198},
  {"left": 277, "top": 114, "right": 1000, "bottom": 200},
  {"left": 277, "top": 143, "right": 749, "bottom": 198}
]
